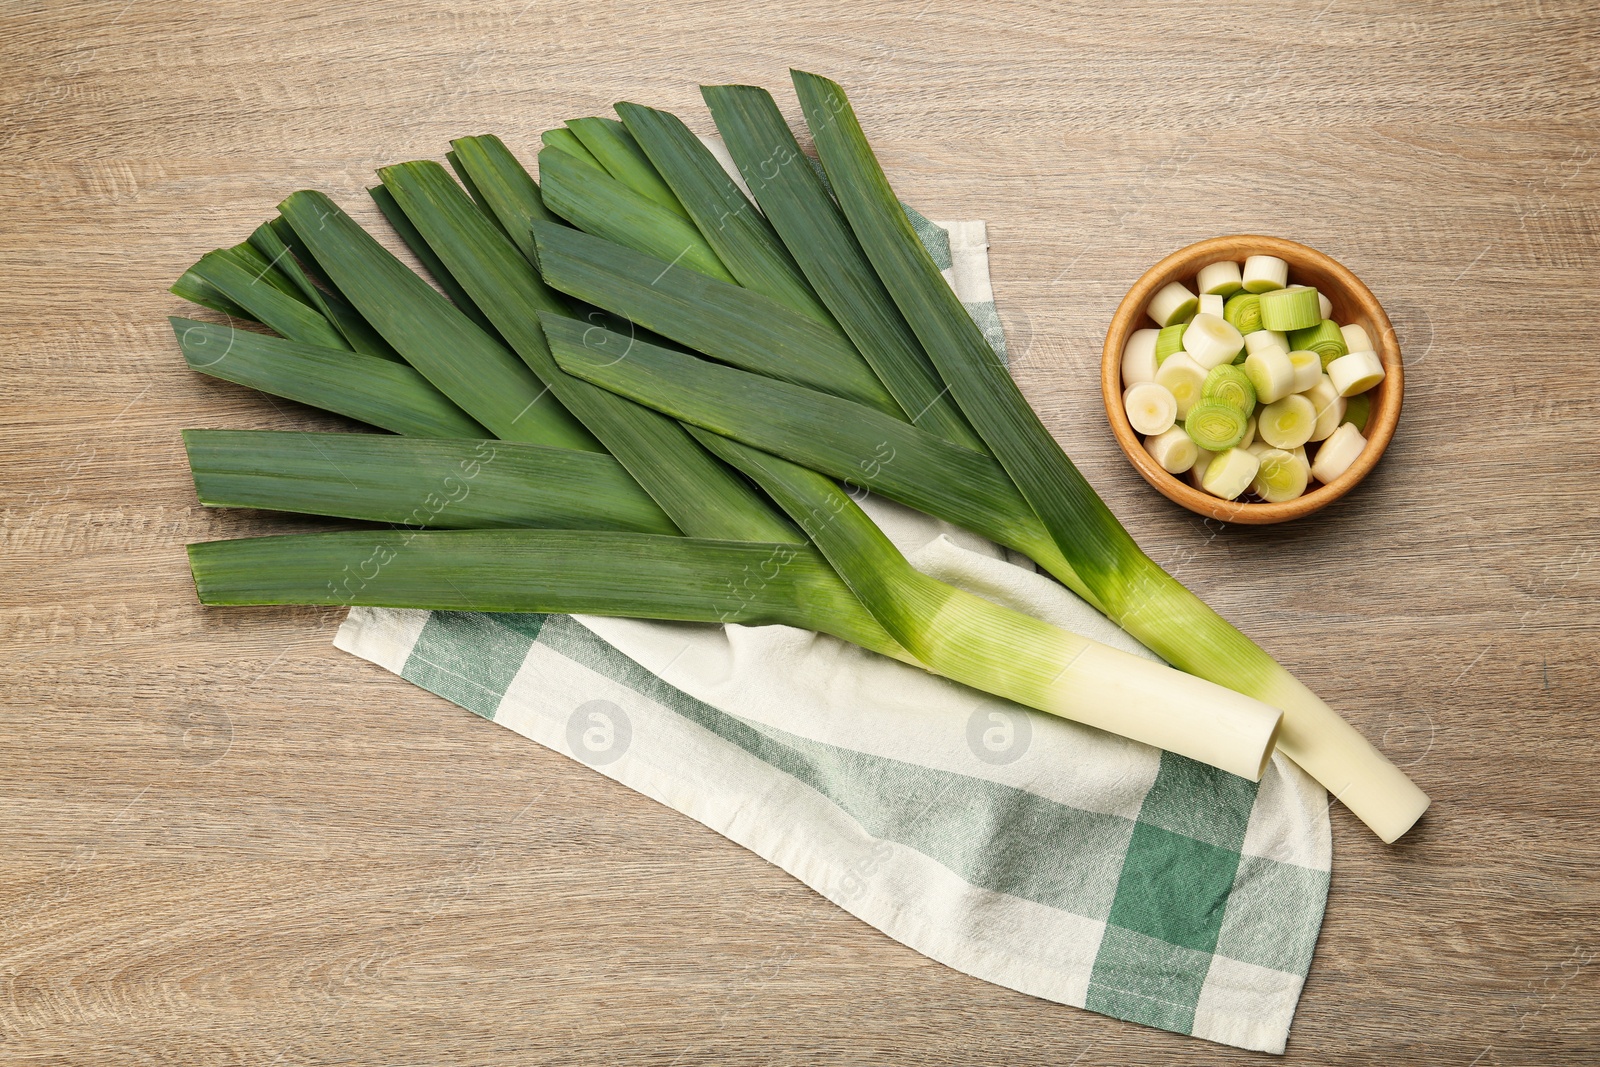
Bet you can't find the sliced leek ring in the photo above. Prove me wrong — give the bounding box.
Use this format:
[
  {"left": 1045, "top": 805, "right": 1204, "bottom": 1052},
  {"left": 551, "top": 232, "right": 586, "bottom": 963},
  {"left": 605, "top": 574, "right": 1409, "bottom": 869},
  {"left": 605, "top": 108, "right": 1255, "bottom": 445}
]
[
  {"left": 1197, "top": 259, "right": 1244, "bottom": 296},
  {"left": 1288, "top": 349, "right": 1323, "bottom": 394},
  {"left": 1185, "top": 401, "right": 1249, "bottom": 452},
  {"left": 1154, "top": 322, "right": 1188, "bottom": 364},
  {"left": 1241, "top": 255, "right": 1288, "bottom": 293},
  {"left": 1200, "top": 446, "right": 1260, "bottom": 500},
  {"left": 1342, "top": 391, "right": 1371, "bottom": 433},
  {"left": 1327, "top": 349, "right": 1386, "bottom": 396},
  {"left": 1243, "top": 345, "right": 1295, "bottom": 404},
  {"left": 1145, "top": 425, "right": 1199, "bottom": 474},
  {"left": 1121, "top": 328, "right": 1159, "bottom": 387},
  {"left": 1201, "top": 363, "right": 1256, "bottom": 416},
  {"left": 1258, "top": 393, "right": 1317, "bottom": 450},
  {"left": 1289, "top": 319, "right": 1349, "bottom": 369},
  {"left": 1181, "top": 313, "right": 1245, "bottom": 369},
  {"left": 1223, "top": 292, "right": 1263, "bottom": 335},
  {"left": 1148, "top": 281, "right": 1199, "bottom": 327},
  {"left": 1258, "top": 285, "right": 1321, "bottom": 331},
  {"left": 1310, "top": 422, "right": 1367, "bottom": 483},
  {"left": 1123, "top": 381, "right": 1178, "bottom": 435},
  {"left": 1251, "top": 447, "right": 1310, "bottom": 503},
  {"left": 1304, "top": 374, "right": 1346, "bottom": 442},
  {"left": 1243, "top": 328, "right": 1289, "bottom": 355},
  {"left": 1154, "top": 353, "right": 1207, "bottom": 418},
  {"left": 1340, "top": 322, "right": 1373, "bottom": 354}
]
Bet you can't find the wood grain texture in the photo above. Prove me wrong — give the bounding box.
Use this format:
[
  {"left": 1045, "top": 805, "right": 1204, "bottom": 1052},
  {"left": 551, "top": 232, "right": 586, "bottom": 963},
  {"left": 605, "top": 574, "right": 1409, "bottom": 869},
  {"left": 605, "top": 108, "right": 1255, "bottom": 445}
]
[{"left": 2, "top": 1, "right": 1597, "bottom": 1063}]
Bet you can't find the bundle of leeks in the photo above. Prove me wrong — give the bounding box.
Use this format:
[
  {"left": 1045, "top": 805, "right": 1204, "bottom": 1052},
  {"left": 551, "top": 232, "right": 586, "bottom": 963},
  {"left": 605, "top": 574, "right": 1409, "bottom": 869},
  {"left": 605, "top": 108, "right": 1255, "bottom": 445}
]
[{"left": 172, "top": 71, "right": 1428, "bottom": 841}]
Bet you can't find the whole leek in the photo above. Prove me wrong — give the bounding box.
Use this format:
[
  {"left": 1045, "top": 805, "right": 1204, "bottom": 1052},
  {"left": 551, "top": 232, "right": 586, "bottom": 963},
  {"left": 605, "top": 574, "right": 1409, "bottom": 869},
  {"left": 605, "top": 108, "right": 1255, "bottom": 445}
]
[
  {"left": 167, "top": 75, "right": 1432, "bottom": 839},
  {"left": 788, "top": 71, "right": 1425, "bottom": 840}
]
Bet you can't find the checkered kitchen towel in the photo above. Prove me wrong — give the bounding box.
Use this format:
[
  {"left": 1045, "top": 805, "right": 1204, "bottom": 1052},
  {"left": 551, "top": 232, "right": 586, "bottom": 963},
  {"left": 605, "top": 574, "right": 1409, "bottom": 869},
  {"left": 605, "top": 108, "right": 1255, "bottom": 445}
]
[{"left": 334, "top": 210, "right": 1331, "bottom": 1054}]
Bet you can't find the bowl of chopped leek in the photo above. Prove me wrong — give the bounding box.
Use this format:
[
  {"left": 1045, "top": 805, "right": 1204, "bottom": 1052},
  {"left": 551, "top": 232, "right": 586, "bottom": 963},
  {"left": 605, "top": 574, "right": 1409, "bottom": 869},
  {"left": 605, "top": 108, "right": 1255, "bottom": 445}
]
[{"left": 1101, "top": 235, "right": 1403, "bottom": 524}]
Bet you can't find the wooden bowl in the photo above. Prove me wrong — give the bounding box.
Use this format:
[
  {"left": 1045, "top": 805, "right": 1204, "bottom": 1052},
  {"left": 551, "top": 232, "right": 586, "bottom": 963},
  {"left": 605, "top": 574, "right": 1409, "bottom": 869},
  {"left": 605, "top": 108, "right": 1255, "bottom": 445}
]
[{"left": 1101, "top": 235, "right": 1403, "bottom": 524}]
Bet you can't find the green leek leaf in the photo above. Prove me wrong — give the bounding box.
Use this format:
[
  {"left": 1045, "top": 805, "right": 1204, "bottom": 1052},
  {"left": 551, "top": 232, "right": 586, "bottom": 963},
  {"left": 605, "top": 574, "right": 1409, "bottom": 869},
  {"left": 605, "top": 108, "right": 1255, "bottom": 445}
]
[
  {"left": 181, "top": 247, "right": 350, "bottom": 351},
  {"left": 537, "top": 145, "right": 735, "bottom": 284},
  {"left": 792, "top": 69, "right": 1134, "bottom": 597},
  {"left": 172, "top": 317, "right": 489, "bottom": 439},
  {"left": 184, "top": 429, "right": 678, "bottom": 534},
  {"left": 187, "top": 528, "right": 904, "bottom": 659},
  {"left": 541, "top": 127, "right": 604, "bottom": 169},
  {"left": 246, "top": 221, "right": 404, "bottom": 362},
  {"left": 703, "top": 83, "right": 984, "bottom": 451},
  {"left": 615, "top": 101, "right": 832, "bottom": 323},
  {"left": 217, "top": 241, "right": 307, "bottom": 303},
  {"left": 276, "top": 189, "right": 602, "bottom": 452},
  {"left": 377, "top": 160, "right": 800, "bottom": 544},
  {"left": 444, "top": 148, "right": 509, "bottom": 237},
  {"left": 532, "top": 222, "right": 903, "bottom": 417},
  {"left": 448, "top": 134, "right": 559, "bottom": 266},
  {"left": 367, "top": 184, "right": 504, "bottom": 342},
  {"left": 565, "top": 116, "right": 690, "bottom": 218},
  {"left": 542, "top": 314, "right": 1087, "bottom": 598},
  {"left": 170, "top": 269, "right": 257, "bottom": 321}
]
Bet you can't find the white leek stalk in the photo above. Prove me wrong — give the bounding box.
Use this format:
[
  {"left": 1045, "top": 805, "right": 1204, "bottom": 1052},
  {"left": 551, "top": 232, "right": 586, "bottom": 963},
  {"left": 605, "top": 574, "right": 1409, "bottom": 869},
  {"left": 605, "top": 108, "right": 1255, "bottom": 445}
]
[
  {"left": 1318, "top": 291, "right": 1334, "bottom": 319},
  {"left": 1181, "top": 312, "right": 1245, "bottom": 369},
  {"left": 1258, "top": 394, "right": 1316, "bottom": 449},
  {"left": 1121, "top": 328, "right": 1159, "bottom": 387},
  {"left": 1198, "top": 292, "right": 1225, "bottom": 318},
  {"left": 1154, "top": 353, "right": 1206, "bottom": 418},
  {"left": 1197, "top": 259, "right": 1244, "bottom": 296},
  {"left": 1148, "top": 281, "right": 1199, "bottom": 327},
  {"left": 1240, "top": 412, "right": 1257, "bottom": 448},
  {"left": 1242, "top": 254, "right": 1288, "bottom": 293},
  {"left": 709, "top": 432, "right": 1283, "bottom": 781},
  {"left": 1189, "top": 447, "right": 1218, "bottom": 486},
  {"left": 1246, "top": 662, "right": 1427, "bottom": 842},
  {"left": 1327, "top": 349, "right": 1386, "bottom": 396},
  {"left": 1244, "top": 345, "right": 1296, "bottom": 404},
  {"left": 1311, "top": 422, "right": 1367, "bottom": 483},
  {"left": 1250, "top": 447, "right": 1309, "bottom": 502},
  {"left": 1288, "top": 349, "right": 1323, "bottom": 393},
  {"left": 1340, "top": 322, "right": 1373, "bottom": 354},
  {"left": 1200, "top": 446, "right": 1260, "bottom": 500},
  {"left": 1244, "top": 329, "right": 1288, "bottom": 355},
  {"left": 1305, "top": 374, "right": 1346, "bottom": 442},
  {"left": 1123, "top": 381, "right": 1178, "bottom": 435},
  {"left": 1145, "top": 425, "right": 1199, "bottom": 473}
]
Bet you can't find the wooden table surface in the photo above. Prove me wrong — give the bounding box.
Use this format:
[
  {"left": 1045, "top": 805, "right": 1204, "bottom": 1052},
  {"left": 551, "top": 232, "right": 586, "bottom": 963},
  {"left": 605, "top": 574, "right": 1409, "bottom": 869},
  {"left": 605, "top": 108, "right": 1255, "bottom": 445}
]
[{"left": 4, "top": 1, "right": 1597, "bottom": 1063}]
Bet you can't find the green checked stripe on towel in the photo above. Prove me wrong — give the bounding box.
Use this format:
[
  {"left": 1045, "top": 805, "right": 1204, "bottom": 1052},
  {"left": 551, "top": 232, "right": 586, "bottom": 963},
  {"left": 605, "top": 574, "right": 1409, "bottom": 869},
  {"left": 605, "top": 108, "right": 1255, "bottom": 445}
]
[{"left": 334, "top": 211, "right": 1331, "bottom": 1055}]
